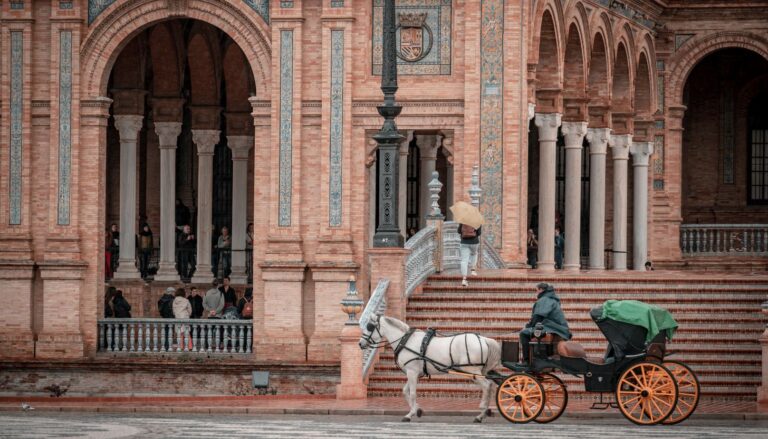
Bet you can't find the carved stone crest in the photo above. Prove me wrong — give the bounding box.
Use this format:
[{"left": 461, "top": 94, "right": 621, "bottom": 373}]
[{"left": 397, "top": 12, "right": 432, "bottom": 62}]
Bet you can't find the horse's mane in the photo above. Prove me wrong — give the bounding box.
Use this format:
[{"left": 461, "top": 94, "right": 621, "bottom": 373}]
[{"left": 382, "top": 316, "right": 410, "bottom": 333}]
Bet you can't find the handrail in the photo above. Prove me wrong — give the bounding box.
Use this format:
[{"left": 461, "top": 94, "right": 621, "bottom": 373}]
[
  {"left": 360, "top": 279, "right": 389, "bottom": 378},
  {"left": 480, "top": 235, "right": 506, "bottom": 269},
  {"left": 680, "top": 224, "right": 768, "bottom": 255},
  {"left": 404, "top": 225, "right": 437, "bottom": 297}
]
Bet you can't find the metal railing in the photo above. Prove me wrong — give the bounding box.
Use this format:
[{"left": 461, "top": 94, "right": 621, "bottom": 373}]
[
  {"left": 360, "top": 279, "right": 389, "bottom": 378},
  {"left": 97, "top": 318, "right": 253, "bottom": 354},
  {"left": 680, "top": 224, "right": 768, "bottom": 256},
  {"left": 404, "top": 225, "right": 438, "bottom": 298}
]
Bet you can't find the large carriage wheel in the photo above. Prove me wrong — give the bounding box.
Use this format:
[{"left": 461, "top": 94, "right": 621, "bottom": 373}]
[
  {"left": 495, "top": 373, "right": 546, "bottom": 424},
  {"left": 662, "top": 361, "right": 700, "bottom": 425},
  {"left": 615, "top": 361, "right": 678, "bottom": 425},
  {"left": 534, "top": 373, "right": 568, "bottom": 424}
]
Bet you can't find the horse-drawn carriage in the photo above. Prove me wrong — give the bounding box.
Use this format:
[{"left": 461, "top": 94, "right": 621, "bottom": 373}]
[{"left": 492, "top": 300, "right": 700, "bottom": 425}]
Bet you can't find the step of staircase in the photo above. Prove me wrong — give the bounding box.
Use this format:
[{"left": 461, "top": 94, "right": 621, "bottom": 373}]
[{"left": 366, "top": 273, "right": 767, "bottom": 401}]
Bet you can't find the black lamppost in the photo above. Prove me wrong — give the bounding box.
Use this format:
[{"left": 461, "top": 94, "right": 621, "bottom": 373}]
[{"left": 373, "top": 0, "right": 404, "bottom": 248}]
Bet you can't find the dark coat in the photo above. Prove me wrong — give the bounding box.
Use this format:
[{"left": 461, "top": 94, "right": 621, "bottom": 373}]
[
  {"left": 458, "top": 224, "right": 482, "bottom": 245},
  {"left": 189, "top": 294, "right": 204, "bottom": 319},
  {"left": 112, "top": 296, "right": 131, "bottom": 318},
  {"left": 520, "top": 287, "right": 572, "bottom": 340},
  {"left": 219, "top": 286, "right": 237, "bottom": 307},
  {"left": 158, "top": 293, "right": 175, "bottom": 319}
]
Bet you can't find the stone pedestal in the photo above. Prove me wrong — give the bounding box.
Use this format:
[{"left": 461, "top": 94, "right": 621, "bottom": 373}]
[
  {"left": 586, "top": 128, "right": 610, "bottom": 270},
  {"left": 112, "top": 114, "right": 144, "bottom": 280},
  {"left": 630, "top": 141, "right": 653, "bottom": 271},
  {"left": 258, "top": 261, "right": 307, "bottom": 362},
  {"left": 561, "top": 121, "right": 588, "bottom": 270},
  {"left": 228, "top": 136, "right": 253, "bottom": 284},
  {"left": 0, "top": 261, "right": 35, "bottom": 359},
  {"left": 154, "top": 122, "right": 183, "bottom": 282},
  {"left": 35, "top": 262, "right": 87, "bottom": 359},
  {"left": 609, "top": 134, "right": 632, "bottom": 271},
  {"left": 759, "top": 331, "right": 768, "bottom": 403},
  {"left": 368, "top": 248, "right": 409, "bottom": 320},
  {"left": 190, "top": 129, "right": 220, "bottom": 284},
  {"left": 308, "top": 262, "right": 359, "bottom": 362},
  {"left": 534, "top": 113, "right": 562, "bottom": 271},
  {"left": 336, "top": 323, "right": 367, "bottom": 399}
]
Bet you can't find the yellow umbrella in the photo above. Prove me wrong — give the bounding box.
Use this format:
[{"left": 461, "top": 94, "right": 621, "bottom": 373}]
[{"left": 450, "top": 201, "right": 484, "bottom": 229}]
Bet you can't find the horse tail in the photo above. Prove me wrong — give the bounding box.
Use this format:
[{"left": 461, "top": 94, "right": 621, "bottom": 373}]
[{"left": 483, "top": 337, "right": 502, "bottom": 374}]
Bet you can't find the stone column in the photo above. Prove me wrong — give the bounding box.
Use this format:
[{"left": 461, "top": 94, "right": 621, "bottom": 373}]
[
  {"left": 417, "top": 134, "right": 439, "bottom": 229},
  {"left": 609, "top": 134, "right": 632, "bottom": 271},
  {"left": 534, "top": 113, "right": 562, "bottom": 271},
  {"left": 586, "top": 128, "right": 610, "bottom": 270},
  {"left": 112, "top": 114, "right": 143, "bottom": 279},
  {"left": 631, "top": 141, "right": 653, "bottom": 271},
  {"left": 228, "top": 135, "right": 253, "bottom": 284},
  {"left": 561, "top": 121, "right": 588, "bottom": 270},
  {"left": 153, "top": 122, "right": 183, "bottom": 281},
  {"left": 190, "top": 129, "right": 220, "bottom": 284}
]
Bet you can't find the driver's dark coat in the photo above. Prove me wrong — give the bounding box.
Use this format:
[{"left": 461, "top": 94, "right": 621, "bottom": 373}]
[{"left": 520, "top": 288, "right": 572, "bottom": 340}]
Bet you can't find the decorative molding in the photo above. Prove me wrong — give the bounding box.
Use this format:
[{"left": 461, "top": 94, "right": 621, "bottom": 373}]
[
  {"left": 58, "top": 31, "right": 73, "bottom": 226},
  {"left": 279, "top": 30, "right": 294, "bottom": 227},
  {"left": 329, "top": 30, "right": 344, "bottom": 227},
  {"left": 88, "top": 1, "right": 116, "bottom": 24},
  {"left": 479, "top": 0, "right": 503, "bottom": 248},
  {"left": 372, "top": 0, "right": 452, "bottom": 76},
  {"left": 9, "top": 31, "right": 24, "bottom": 225},
  {"left": 675, "top": 33, "right": 695, "bottom": 51},
  {"left": 242, "top": 0, "right": 270, "bottom": 23},
  {"left": 594, "top": 0, "right": 658, "bottom": 31}
]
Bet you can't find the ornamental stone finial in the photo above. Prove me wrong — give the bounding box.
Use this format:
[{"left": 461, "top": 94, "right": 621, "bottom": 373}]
[
  {"left": 427, "top": 171, "right": 443, "bottom": 219},
  {"left": 340, "top": 275, "right": 364, "bottom": 325}
]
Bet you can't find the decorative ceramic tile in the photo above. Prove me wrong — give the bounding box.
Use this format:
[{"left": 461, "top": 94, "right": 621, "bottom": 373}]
[
  {"left": 9, "top": 31, "right": 23, "bottom": 225},
  {"left": 281, "top": 0, "right": 294, "bottom": 7},
  {"left": 88, "top": 0, "right": 116, "bottom": 24},
  {"left": 657, "top": 75, "right": 664, "bottom": 113},
  {"left": 653, "top": 135, "right": 664, "bottom": 176},
  {"left": 243, "top": 0, "right": 270, "bottom": 23},
  {"left": 675, "top": 34, "right": 694, "bottom": 50},
  {"left": 329, "top": 30, "right": 344, "bottom": 227},
  {"left": 331, "top": 0, "right": 344, "bottom": 6},
  {"left": 58, "top": 31, "right": 73, "bottom": 226},
  {"left": 60, "top": 1, "right": 74, "bottom": 9},
  {"left": 479, "top": 0, "right": 503, "bottom": 248},
  {"left": 278, "top": 30, "right": 294, "bottom": 227},
  {"left": 10, "top": 1, "right": 24, "bottom": 10},
  {"left": 653, "top": 179, "right": 664, "bottom": 190},
  {"left": 372, "top": 0, "right": 452, "bottom": 75}
]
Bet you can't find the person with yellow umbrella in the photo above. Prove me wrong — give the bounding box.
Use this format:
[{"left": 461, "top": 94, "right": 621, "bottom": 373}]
[{"left": 450, "top": 201, "right": 484, "bottom": 287}]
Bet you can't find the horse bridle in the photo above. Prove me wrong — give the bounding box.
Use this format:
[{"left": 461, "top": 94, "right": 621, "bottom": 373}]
[{"left": 360, "top": 319, "right": 409, "bottom": 350}]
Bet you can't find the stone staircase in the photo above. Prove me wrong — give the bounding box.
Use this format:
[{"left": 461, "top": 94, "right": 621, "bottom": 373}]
[{"left": 366, "top": 272, "right": 768, "bottom": 400}]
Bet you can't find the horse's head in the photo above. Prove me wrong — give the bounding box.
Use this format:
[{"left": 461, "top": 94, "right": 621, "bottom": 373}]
[{"left": 359, "top": 313, "right": 382, "bottom": 350}]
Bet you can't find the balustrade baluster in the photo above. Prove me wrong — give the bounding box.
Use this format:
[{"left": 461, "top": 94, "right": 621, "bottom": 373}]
[
  {"left": 207, "top": 324, "right": 213, "bottom": 352},
  {"left": 246, "top": 326, "right": 252, "bottom": 353},
  {"left": 136, "top": 323, "right": 143, "bottom": 352},
  {"left": 108, "top": 323, "right": 115, "bottom": 352},
  {"left": 120, "top": 323, "right": 127, "bottom": 351},
  {"left": 145, "top": 322, "right": 150, "bottom": 352},
  {"left": 238, "top": 325, "right": 244, "bottom": 353},
  {"left": 191, "top": 324, "right": 198, "bottom": 352},
  {"left": 151, "top": 322, "right": 157, "bottom": 351},
  {"left": 160, "top": 321, "right": 167, "bottom": 352},
  {"left": 127, "top": 322, "right": 134, "bottom": 351}
]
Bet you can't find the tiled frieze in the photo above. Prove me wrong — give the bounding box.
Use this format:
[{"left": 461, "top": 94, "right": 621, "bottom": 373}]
[
  {"left": 243, "top": 0, "right": 271, "bottom": 23},
  {"left": 9, "top": 31, "right": 24, "bottom": 225},
  {"left": 279, "top": 30, "right": 294, "bottom": 227},
  {"left": 329, "top": 30, "right": 344, "bottom": 227},
  {"left": 58, "top": 31, "right": 73, "bottom": 225}
]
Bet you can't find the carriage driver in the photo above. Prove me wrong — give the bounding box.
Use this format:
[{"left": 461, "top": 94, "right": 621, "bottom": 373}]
[{"left": 518, "top": 283, "right": 572, "bottom": 365}]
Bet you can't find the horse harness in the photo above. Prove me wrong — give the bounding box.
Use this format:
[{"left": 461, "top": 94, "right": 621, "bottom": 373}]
[{"left": 392, "top": 327, "right": 487, "bottom": 378}]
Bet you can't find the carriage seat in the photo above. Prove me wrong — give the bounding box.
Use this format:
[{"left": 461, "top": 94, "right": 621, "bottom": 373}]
[{"left": 557, "top": 340, "right": 611, "bottom": 364}]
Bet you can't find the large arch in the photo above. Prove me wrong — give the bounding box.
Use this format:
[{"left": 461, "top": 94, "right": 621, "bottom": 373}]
[
  {"left": 612, "top": 42, "right": 633, "bottom": 114},
  {"left": 667, "top": 31, "right": 768, "bottom": 108},
  {"left": 80, "top": 0, "right": 270, "bottom": 98},
  {"left": 563, "top": 22, "right": 587, "bottom": 99}
]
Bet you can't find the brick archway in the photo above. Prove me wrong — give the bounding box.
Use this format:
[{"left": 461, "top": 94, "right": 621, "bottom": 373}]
[
  {"left": 667, "top": 31, "right": 768, "bottom": 108},
  {"left": 80, "top": 0, "right": 270, "bottom": 98}
]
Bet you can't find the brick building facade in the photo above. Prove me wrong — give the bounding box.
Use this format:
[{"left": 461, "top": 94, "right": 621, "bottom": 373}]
[{"left": 0, "top": 0, "right": 766, "bottom": 371}]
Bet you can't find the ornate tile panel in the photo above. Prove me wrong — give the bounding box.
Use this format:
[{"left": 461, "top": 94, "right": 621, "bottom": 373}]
[
  {"left": 281, "top": 1, "right": 294, "bottom": 7},
  {"left": 329, "top": 30, "right": 344, "bottom": 227},
  {"left": 243, "top": 0, "right": 270, "bottom": 23},
  {"left": 88, "top": 0, "right": 117, "bottom": 24},
  {"left": 58, "top": 31, "right": 73, "bottom": 225},
  {"left": 9, "top": 31, "right": 23, "bottom": 225},
  {"left": 653, "top": 134, "right": 664, "bottom": 177},
  {"left": 331, "top": 0, "right": 345, "bottom": 7},
  {"left": 372, "top": 0, "right": 452, "bottom": 75},
  {"left": 278, "top": 30, "right": 294, "bottom": 227},
  {"left": 479, "top": 0, "right": 504, "bottom": 248}
]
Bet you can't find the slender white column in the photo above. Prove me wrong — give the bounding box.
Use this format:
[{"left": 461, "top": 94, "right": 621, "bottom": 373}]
[
  {"left": 630, "top": 141, "right": 654, "bottom": 271},
  {"left": 586, "top": 128, "right": 611, "bottom": 270},
  {"left": 112, "top": 114, "right": 144, "bottom": 279},
  {"left": 190, "top": 129, "right": 221, "bottom": 284},
  {"left": 417, "top": 135, "right": 439, "bottom": 229},
  {"left": 398, "top": 134, "right": 410, "bottom": 238},
  {"left": 228, "top": 135, "right": 253, "bottom": 284},
  {"left": 609, "top": 134, "right": 632, "bottom": 271},
  {"left": 153, "top": 122, "right": 183, "bottom": 281},
  {"left": 534, "top": 113, "right": 562, "bottom": 271},
  {"left": 561, "top": 121, "right": 588, "bottom": 270}
]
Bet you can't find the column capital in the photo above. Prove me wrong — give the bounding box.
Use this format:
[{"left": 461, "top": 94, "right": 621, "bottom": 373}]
[
  {"left": 527, "top": 103, "right": 536, "bottom": 123},
  {"left": 609, "top": 134, "right": 633, "bottom": 160},
  {"left": 630, "top": 141, "right": 654, "bottom": 167},
  {"left": 534, "top": 113, "right": 562, "bottom": 141},
  {"left": 113, "top": 114, "right": 144, "bottom": 142},
  {"left": 586, "top": 127, "right": 611, "bottom": 155},
  {"left": 227, "top": 135, "right": 254, "bottom": 160},
  {"left": 415, "top": 134, "right": 439, "bottom": 159},
  {"left": 154, "top": 122, "right": 182, "bottom": 148},
  {"left": 192, "top": 129, "right": 221, "bottom": 156},
  {"left": 561, "top": 121, "right": 588, "bottom": 149}
]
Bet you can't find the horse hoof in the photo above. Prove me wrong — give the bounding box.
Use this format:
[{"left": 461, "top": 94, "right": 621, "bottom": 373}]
[
  {"left": 416, "top": 408, "right": 423, "bottom": 418},
  {"left": 474, "top": 417, "right": 483, "bottom": 424},
  {"left": 485, "top": 409, "right": 493, "bottom": 417},
  {"left": 401, "top": 417, "right": 411, "bottom": 422}
]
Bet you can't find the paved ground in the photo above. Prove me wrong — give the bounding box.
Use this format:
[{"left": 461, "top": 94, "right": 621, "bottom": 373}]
[{"left": 1, "top": 412, "right": 767, "bottom": 439}]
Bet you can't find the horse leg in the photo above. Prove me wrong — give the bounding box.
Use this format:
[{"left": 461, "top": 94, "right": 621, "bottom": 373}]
[
  {"left": 473, "top": 377, "right": 493, "bottom": 423},
  {"left": 402, "top": 369, "right": 421, "bottom": 422}
]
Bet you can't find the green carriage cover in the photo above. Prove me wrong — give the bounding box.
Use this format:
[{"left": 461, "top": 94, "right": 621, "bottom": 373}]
[{"left": 601, "top": 300, "right": 678, "bottom": 343}]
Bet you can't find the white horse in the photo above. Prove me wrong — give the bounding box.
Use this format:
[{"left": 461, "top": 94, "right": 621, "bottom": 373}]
[{"left": 359, "top": 314, "right": 501, "bottom": 423}]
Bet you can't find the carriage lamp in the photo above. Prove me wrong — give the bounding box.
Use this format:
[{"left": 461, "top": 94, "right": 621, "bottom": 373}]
[{"left": 341, "top": 275, "right": 364, "bottom": 325}]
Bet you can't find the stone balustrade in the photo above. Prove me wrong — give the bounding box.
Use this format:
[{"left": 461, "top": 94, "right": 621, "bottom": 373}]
[
  {"left": 97, "top": 318, "right": 252, "bottom": 354},
  {"left": 359, "top": 279, "right": 390, "bottom": 378},
  {"left": 680, "top": 224, "right": 768, "bottom": 256}
]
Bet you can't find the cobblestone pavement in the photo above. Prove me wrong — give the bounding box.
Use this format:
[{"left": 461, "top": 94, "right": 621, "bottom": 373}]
[{"left": 1, "top": 413, "right": 767, "bottom": 439}]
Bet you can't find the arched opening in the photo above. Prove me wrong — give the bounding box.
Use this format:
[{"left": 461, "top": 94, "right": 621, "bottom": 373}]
[
  {"left": 612, "top": 43, "right": 632, "bottom": 113},
  {"left": 681, "top": 48, "right": 768, "bottom": 224},
  {"left": 588, "top": 33, "right": 610, "bottom": 106},
  {"left": 635, "top": 53, "right": 652, "bottom": 118},
  {"left": 105, "top": 19, "right": 257, "bottom": 317}
]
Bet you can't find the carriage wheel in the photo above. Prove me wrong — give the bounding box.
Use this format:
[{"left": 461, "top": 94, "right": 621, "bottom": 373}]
[
  {"left": 534, "top": 373, "right": 568, "bottom": 424},
  {"left": 662, "top": 361, "right": 700, "bottom": 425},
  {"left": 616, "top": 362, "right": 678, "bottom": 425},
  {"left": 495, "top": 373, "right": 546, "bottom": 424}
]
